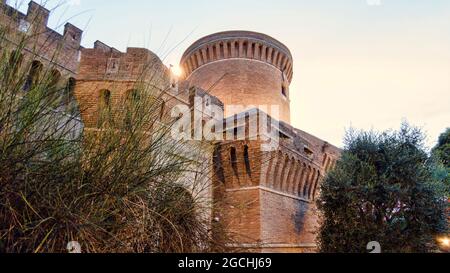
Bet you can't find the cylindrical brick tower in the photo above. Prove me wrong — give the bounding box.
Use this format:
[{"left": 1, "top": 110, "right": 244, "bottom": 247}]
[{"left": 180, "top": 31, "right": 293, "bottom": 124}]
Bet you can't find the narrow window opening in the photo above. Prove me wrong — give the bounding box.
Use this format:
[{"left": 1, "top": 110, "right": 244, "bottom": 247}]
[
  {"left": 64, "top": 77, "right": 77, "bottom": 114},
  {"left": 244, "top": 145, "right": 251, "bottom": 177},
  {"left": 206, "top": 47, "right": 210, "bottom": 62},
  {"left": 213, "top": 46, "right": 217, "bottom": 60},
  {"left": 219, "top": 43, "right": 224, "bottom": 58},
  {"left": 230, "top": 147, "right": 238, "bottom": 176},
  {"left": 213, "top": 146, "right": 225, "bottom": 184}
]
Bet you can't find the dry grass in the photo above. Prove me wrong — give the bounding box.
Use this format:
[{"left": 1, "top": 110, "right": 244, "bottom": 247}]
[{"left": 0, "top": 16, "right": 233, "bottom": 253}]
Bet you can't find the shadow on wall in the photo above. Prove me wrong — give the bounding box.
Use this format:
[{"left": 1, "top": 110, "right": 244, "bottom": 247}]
[{"left": 294, "top": 203, "right": 308, "bottom": 234}]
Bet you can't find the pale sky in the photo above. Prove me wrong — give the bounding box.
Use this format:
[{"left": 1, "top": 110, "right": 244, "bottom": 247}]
[{"left": 10, "top": 0, "right": 450, "bottom": 149}]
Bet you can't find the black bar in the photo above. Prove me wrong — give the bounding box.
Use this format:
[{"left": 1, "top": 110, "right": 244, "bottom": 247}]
[{"left": 0, "top": 253, "right": 447, "bottom": 273}]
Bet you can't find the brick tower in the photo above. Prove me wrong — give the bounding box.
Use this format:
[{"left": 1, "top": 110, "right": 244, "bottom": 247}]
[
  {"left": 180, "top": 31, "right": 293, "bottom": 124},
  {"left": 180, "top": 31, "right": 341, "bottom": 253}
]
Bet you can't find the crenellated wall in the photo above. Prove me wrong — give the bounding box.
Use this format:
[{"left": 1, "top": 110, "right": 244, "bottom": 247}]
[
  {"left": 73, "top": 41, "right": 173, "bottom": 128},
  {"left": 0, "top": 1, "right": 82, "bottom": 77},
  {"left": 180, "top": 31, "right": 293, "bottom": 124},
  {"left": 180, "top": 31, "right": 293, "bottom": 82},
  {"left": 2, "top": 3, "right": 343, "bottom": 253},
  {"left": 213, "top": 111, "right": 340, "bottom": 252}
]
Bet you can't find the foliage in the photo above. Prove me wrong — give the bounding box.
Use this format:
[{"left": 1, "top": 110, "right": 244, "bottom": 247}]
[
  {"left": 317, "top": 123, "right": 448, "bottom": 253},
  {"left": 431, "top": 128, "right": 450, "bottom": 196},
  {"left": 0, "top": 20, "right": 229, "bottom": 253},
  {"left": 432, "top": 128, "right": 450, "bottom": 167}
]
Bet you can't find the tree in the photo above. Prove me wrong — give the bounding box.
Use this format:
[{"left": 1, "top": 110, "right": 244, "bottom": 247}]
[
  {"left": 317, "top": 123, "right": 448, "bottom": 253},
  {"left": 432, "top": 128, "right": 450, "bottom": 167},
  {"left": 431, "top": 128, "right": 450, "bottom": 252},
  {"left": 431, "top": 129, "right": 450, "bottom": 197}
]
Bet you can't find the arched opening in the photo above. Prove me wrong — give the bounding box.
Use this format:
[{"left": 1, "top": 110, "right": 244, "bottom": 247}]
[
  {"left": 153, "top": 185, "right": 197, "bottom": 252},
  {"left": 243, "top": 42, "right": 248, "bottom": 56},
  {"left": 259, "top": 44, "right": 264, "bottom": 59},
  {"left": 303, "top": 167, "right": 314, "bottom": 197},
  {"left": 213, "top": 146, "right": 225, "bottom": 184},
  {"left": 284, "top": 158, "right": 295, "bottom": 192},
  {"left": 9, "top": 50, "right": 23, "bottom": 78},
  {"left": 126, "top": 89, "right": 140, "bottom": 104},
  {"left": 65, "top": 77, "right": 76, "bottom": 94},
  {"left": 311, "top": 170, "right": 321, "bottom": 200},
  {"left": 270, "top": 50, "right": 276, "bottom": 64},
  {"left": 191, "top": 55, "right": 198, "bottom": 69},
  {"left": 64, "top": 77, "right": 78, "bottom": 114},
  {"left": 212, "top": 45, "right": 218, "bottom": 60},
  {"left": 298, "top": 164, "right": 309, "bottom": 196},
  {"left": 125, "top": 89, "right": 140, "bottom": 128},
  {"left": 49, "top": 69, "right": 61, "bottom": 88},
  {"left": 99, "top": 89, "right": 111, "bottom": 110},
  {"left": 219, "top": 43, "right": 224, "bottom": 58},
  {"left": 278, "top": 155, "right": 289, "bottom": 190},
  {"left": 251, "top": 43, "right": 256, "bottom": 58},
  {"left": 234, "top": 41, "right": 239, "bottom": 56},
  {"left": 23, "top": 60, "right": 43, "bottom": 91},
  {"left": 206, "top": 47, "right": 210, "bottom": 62},
  {"left": 227, "top": 42, "right": 232, "bottom": 57},
  {"left": 98, "top": 89, "right": 111, "bottom": 127}
]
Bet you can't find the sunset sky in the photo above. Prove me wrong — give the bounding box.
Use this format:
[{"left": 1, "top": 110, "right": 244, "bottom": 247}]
[{"left": 10, "top": 0, "right": 449, "bottom": 148}]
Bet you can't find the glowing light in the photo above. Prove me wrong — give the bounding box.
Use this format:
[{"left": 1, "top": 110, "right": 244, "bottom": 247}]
[
  {"left": 437, "top": 236, "right": 450, "bottom": 248},
  {"left": 171, "top": 65, "right": 183, "bottom": 77}
]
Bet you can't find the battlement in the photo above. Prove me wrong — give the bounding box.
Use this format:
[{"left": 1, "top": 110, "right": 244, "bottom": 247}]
[
  {"left": 1, "top": 1, "right": 83, "bottom": 49},
  {"left": 179, "top": 30, "right": 294, "bottom": 124},
  {"left": 0, "top": 1, "right": 83, "bottom": 75},
  {"left": 78, "top": 41, "right": 168, "bottom": 83},
  {"left": 180, "top": 31, "right": 293, "bottom": 83},
  {"left": 214, "top": 109, "right": 340, "bottom": 200}
]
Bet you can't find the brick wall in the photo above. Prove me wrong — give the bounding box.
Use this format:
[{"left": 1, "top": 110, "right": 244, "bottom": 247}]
[
  {"left": 74, "top": 44, "right": 171, "bottom": 128},
  {"left": 0, "top": 1, "right": 82, "bottom": 81},
  {"left": 213, "top": 112, "right": 341, "bottom": 252},
  {"left": 180, "top": 31, "right": 293, "bottom": 124}
]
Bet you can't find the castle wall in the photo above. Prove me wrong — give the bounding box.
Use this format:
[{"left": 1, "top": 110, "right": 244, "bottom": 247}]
[
  {"left": 212, "top": 111, "right": 340, "bottom": 253},
  {"left": 260, "top": 191, "right": 319, "bottom": 253},
  {"left": 185, "top": 59, "right": 291, "bottom": 124},
  {"left": 2, "top": 2, "right": 343, "bottom": 253},
  {"left": 74, "top": 41, "right": 218, "bottom": 239},
  {"left": 0, "top": 1, "right": 82, "bottom": 80},
  {"left": 180, "top": 31, "right": 293, "bottom": 124},
  {"left": 74, "top": 44, "right": 170, "bottom": 128}
]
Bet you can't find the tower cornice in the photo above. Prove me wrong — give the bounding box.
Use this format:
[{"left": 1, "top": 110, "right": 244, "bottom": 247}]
[{"left": 180, "top": 31, "right": 294, "bottom": 83}]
